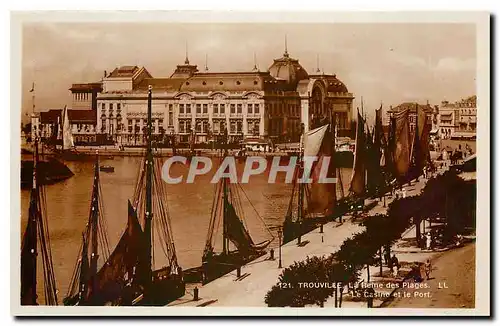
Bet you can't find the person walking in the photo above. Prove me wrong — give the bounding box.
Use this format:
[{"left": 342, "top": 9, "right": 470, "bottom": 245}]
[
  {"left": 426, "top": 232, "right": 432, "bottom": 250},
  {"left": 421, "top": 234, "right": 427, "bottom": 250},
  {"left": 391, "top": 254, "right": 399, "bottom": 278},
  {"left": 424, "top": 259, "right": 432, "bottom": 280}
]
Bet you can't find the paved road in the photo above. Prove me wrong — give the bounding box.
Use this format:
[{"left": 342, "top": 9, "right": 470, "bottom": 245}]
[{"left": 388, "top": 243, "right": 475, "bottom": 308}]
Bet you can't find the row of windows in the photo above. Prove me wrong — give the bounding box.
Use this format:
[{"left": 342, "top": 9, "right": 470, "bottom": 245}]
[
  {"left": 460, "top": 109, "right": 476, "bottom": 114},
  {"left": 101, "top": 103, "right": 122, "bottom": 111},
  {"left": 177, "top": 119, "right": 260, "bottom": 134},
  {"left": 178, "top": 103, "right": 261, "bottom": 115},
  {"left": 74, "top": 93, "right": 91, "bottom": 101}
]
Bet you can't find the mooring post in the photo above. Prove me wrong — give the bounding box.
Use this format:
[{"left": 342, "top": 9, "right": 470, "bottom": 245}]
[
  {"left": 193, "top": 287, "right": 199, "bottom": 301},
  {"left": 236, "top": 266, "right": 241, "bottom": 278},
  {"left": 270, "top": 248, "right": 275, "bottom": 260},
  {"left": 320, "top": 224, "right": 324, "bottom": 233}
]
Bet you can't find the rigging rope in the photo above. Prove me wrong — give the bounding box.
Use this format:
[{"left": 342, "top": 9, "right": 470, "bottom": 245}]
[{"left": 235, "top": 182, "right": 275, "bottom": 240}]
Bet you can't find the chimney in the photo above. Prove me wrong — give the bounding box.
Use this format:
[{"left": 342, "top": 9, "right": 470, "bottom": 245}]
[{"left": 104, "top": 70, "right": 107, "bottom": 78}]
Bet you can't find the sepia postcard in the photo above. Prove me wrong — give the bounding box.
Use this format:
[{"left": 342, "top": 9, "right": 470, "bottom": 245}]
[{"left": 11, "top": 11, "right": 490, "bottom": 317}]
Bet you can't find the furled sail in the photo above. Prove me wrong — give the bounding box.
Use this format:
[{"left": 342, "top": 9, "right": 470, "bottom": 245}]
[
  {"left": 303, "top": 124, "right": 336, "bottom": 216},
  {"left": 349, "top": 112, "right": 366, "bottom": 196},
  {"left": 366, "top": 106, "right": 385, "bottom": 194},
  {"left": 61, "top": 106, "right": 74, "bottom": 150},
  {"left": 392, "top": 108, "right": 411, "bottom": 179},
  {"left": 20, "top": 188, "right": 38, "bottom": 306},
  {"left": 418, "top": 108, "right": 431, "bottom": 167},
  {"left": 21, "top": 141, "right": 58, "bottom": 306}
]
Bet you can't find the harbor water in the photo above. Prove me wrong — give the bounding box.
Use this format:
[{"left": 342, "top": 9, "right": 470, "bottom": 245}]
[{"left": 20, "top": 155, "right": 353, "bottom": 303}]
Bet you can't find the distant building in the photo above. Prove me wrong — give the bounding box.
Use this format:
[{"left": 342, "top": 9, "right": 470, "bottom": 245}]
[
  {"left": 32, "top": 109, "right": 97, "bottom": 144},
  {"left": 69, "top": 82, "right": 103, "bottom": 111},
  {"left": 438, "top": 95, "right": 476, "bottom": 140},
  {"left": 385, "top": 102, "right": 433, "bottom": 134},
  {"left": 96, "top": 48, "right": 354, "bottom": 146}
]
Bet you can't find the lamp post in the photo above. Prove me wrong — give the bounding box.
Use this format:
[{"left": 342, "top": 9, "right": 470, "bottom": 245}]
[{"left": 277, "top": 228, "right": 283, "bottom": 269}]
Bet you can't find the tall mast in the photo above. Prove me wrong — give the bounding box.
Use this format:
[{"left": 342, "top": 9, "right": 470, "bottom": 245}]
[
  {"left": 297, "top": 123, "right": 305, "bottom": 244},
  {"left": 222, "top": 127, "right": 229, "bottom": 255},
  {"left": 89, "top": 151, "right": 100, "bottom": 294},
  {"left": 29, "top": 138, "right": 39, "bottom": 304},
  {"left": 144, "top": 85, "right": 153, "bottom": 283}
]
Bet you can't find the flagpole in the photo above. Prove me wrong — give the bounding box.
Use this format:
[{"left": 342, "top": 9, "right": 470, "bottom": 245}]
[{"left": 31, "top": 82, "right": 35, "bottom": 114}]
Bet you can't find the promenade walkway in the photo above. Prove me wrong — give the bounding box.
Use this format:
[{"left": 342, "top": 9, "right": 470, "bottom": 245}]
[{"left": 168, "top": 165, "right": 451, "bottom": 308}]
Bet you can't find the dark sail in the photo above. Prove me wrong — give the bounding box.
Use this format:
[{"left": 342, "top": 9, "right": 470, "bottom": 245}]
[
  {"left": 350, "top": 111, "right": 366, "bottom": 196},
  {"left": 225, "top": 203, "right": 257, "bottom": 254},
  {"left": 21, "top": 140, "right": 58, "bottom": 306},
  {"left": 418, "top": 108, "right": 432, "bottom": 167},
  {"left": 366, "top": 107, "right": 385, "bottom": 195},
  {"left": 86, "top": 201, "right": 144, "bottom": 305},
  {"left": 392, "top": 108, "right": 411, "bottom": 179},
  {"left": 20, "top": 188, "right": 38, "bottom": 306}
]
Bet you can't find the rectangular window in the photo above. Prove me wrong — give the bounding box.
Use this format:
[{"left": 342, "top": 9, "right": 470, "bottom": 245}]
[
  {"left": 255, "top": 104, "right": 260, "bottom": 114},
  {"left": 128, "top": 126, "right": 132, "bottom": 133},
  {"left": 169, "top": 104, "right": 173, "bottom": 111},
  {"left": 213, "top": 121, "right": 220, "bottom": 133},
  {"left": 179, "top": 121, "right": 185, "bottom": 133},
  {"left": 248, "top": 104, "right": 253, "bottom": 114},
  {"left": 237, "top": 104, "right": 242, "bottom": 114},
  {"left": 230, "top": 121, "right": 236, "bottom": 133},
  {"left": 101, "top": 103, "right": 105, "bottom": 112},
  {"left": 230, "top": 104, "right": 236, "bottom": 114},
  {"left": 203, "top": 104, "right": 208, "bottom": 114},
  {"left": 254, "top": 122, "right": 260, "bottom": 134},
  {"left": 186, "top": 104, "right": 191, "bottom": 114},
  {"left": 168, "top": 112, "right": 173, "bottom": 126},
  {"left": 159, "top": 119, "right": 163, "bottom": 125},
  {"left": 195, "top": 121, "right": 202, "bottom": 133},
  {"left": 180, "top": 104, "right": 185, "bottom": 114},
  {"left": 110, "top": 103, "right": 113, "bottom": 111},
  {"left": 128, "top": 119, "right": 132, "bottom": 125},
  {"left": 220, "top": 104, "right": 225, "bottom": 114},
  {"left": 117, "top": 103, "right": 121, "bottom": 111},
  {"left": 237, "top": 121, "right": 242, "bottom": 133},
  {"left": 196, "top": 104, "right": 201, "bottom": 114},
  {"left": 213, "top": 104, "right": 219, "bottom": 114}
]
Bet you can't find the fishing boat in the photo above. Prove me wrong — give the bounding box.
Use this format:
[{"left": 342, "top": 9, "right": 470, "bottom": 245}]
[
  {"left": 282, "top": 122, "right": 338, "bottom": 245},
  {"left": 184, "top": 129, "right": 274, "bottom": 284},
  {"left": 63, "top": 152, "right": 116, "bottom": 306},
  {"left": 63, "top": 87, "right": 185, "bottom": 306},
  {"left": 21, "top": 139, "right": 59, "bottom": 305},
  {"left": 128, "top": 86, "right": 185, "bottom": 305},
  {"left": 21, "top": 156, "right": 74, "bottom": 189},
  {"left": 201, "top": 128, "right": 274, "bottom": 284}
]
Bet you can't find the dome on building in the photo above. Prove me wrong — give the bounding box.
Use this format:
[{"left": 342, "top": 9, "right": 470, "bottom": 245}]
[
  {"left": 268, "top": 50, "right": 309, "bottom": 87},
  {"left": 323, "top": 74, "right": 348, "bottom": 93}
]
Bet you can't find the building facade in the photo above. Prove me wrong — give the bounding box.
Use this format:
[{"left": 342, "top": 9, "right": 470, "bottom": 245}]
[
  {"left": 31, "top": 109, "right": 98, "bottom": 144},
  {"left": 69, "top": 82, "right": 103, "bottom": 111},
  {"left": 438, "top": 95, "right": 476, "bottom": 139},
  {"left": 96, "top": 49, "right": 354, "bottom": 146}
]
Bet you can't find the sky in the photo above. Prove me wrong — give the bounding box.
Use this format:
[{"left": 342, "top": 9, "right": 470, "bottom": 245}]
[{"left": 20, "top": 22, "right": 477, "bottom": 124}]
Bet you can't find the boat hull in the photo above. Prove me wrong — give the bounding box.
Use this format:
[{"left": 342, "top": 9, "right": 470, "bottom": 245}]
[
  {"left": 184, "top": 250, "right": 267, "bottom": 285},
  {"left": 21, "top": 158, "right": 74, "bottom": 189}
]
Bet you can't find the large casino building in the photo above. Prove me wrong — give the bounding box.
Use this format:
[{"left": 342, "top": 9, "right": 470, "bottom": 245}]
[{"left": 93, "top": 47, "right": 354, "bottom": 145}]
